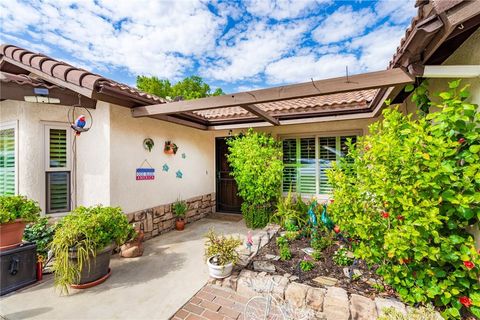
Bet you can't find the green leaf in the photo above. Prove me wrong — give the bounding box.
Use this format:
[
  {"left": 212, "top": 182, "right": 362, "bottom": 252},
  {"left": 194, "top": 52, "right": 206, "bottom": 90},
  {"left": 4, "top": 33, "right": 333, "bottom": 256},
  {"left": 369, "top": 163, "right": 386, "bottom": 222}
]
[
  {"left": 469, "top": 145, "right": 480, "bottom": 153},
  {"left": 449, "top": 80, "right": 461, "bottom": 89},
  {"left": 471, "top": 306, "right": 480, "bottom": 318},
  {"left": 439, "top": 92, "right": 452, "bottom": 100},
  {"left": 405, "top": 84, "right": 414, "bottom": 92}
]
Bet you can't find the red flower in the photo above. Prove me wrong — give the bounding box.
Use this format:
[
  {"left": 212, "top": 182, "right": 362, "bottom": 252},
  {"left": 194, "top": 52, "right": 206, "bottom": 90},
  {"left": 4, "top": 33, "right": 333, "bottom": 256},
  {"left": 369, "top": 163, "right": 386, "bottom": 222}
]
[
  {"left": 330, "top": 199, "right": 335, "bottom": 204},
  {"left": 463, "top": 261, "right": 475, "bottom": 269},
  {"left": 333, "top": 225, "right": 341, "bottom": 234},
  {"left": 381, "top": 211, "right": 389, "bottom": 218},
  {"left": 396, "top": 215, "right": 404, "bottom": 221},
  {"left": 458, "top": 137, "right": 466, "bottom": 144},
  {"left": 459, "top": 296, "right": 472, "bottom": 308}
]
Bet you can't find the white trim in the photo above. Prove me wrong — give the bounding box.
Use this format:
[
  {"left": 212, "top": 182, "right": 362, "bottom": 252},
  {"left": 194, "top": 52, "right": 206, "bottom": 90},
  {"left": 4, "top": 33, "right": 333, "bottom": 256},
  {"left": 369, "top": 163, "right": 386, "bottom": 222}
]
[
  {"left": 423, "top": 65, "right": 480, "bottom": 78},
  {"left": 0, "top": 120, "right": 19, "bottom": 195}
]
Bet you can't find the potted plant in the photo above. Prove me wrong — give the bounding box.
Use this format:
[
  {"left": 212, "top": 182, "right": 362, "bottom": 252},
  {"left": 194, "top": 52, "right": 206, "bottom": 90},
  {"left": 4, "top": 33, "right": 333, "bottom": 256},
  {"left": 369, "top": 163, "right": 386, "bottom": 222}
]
[
  {"left": 120, "top": 223, "right": 144, "bottom": 258},
  {"left": 51, "top": 206, "right": 132, "bottom": 293},
  {"left": 23, "top": 217, "right": 56, "bottom": 280},
  {"left": 0, "top": 195, "right": 41, "bottom": 250},
  {"left": 164, "top": 141, "right": 178, "bottom": 155},
  {"left": 204, "top": 228, "right": 242, "bottom": 279},
  {"left": 172, "top": 199, "right": 187, "bottom": 231}
]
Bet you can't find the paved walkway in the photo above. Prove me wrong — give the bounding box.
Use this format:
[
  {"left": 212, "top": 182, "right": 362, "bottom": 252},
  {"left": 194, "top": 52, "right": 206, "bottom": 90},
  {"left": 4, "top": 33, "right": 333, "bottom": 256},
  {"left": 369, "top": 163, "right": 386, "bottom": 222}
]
[
  {"left": 0, "top": 217, "right": 253, "bottom": 320},
  {"left": 172, "top": 285, "right": 248, "bottom": 320}
]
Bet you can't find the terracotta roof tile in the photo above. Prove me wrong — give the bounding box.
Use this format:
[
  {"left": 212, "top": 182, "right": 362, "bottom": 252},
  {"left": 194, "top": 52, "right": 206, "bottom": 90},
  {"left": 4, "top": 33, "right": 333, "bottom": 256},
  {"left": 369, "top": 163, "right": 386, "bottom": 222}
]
[
  {"left": 0, "top": 71, "right": 59, "bottom": 89},
  {"left": 194, "top": 89, "right": 376, "bottom": 121},
  {"left": 0, "top": 44, "right": 166, "bottom": 105}
]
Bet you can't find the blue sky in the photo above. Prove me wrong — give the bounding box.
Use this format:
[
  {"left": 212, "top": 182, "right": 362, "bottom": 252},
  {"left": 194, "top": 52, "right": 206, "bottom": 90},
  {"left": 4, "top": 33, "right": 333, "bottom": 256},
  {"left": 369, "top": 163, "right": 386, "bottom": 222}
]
[{"left": 0, "top": 0, "right": 417, "bottom": 93}]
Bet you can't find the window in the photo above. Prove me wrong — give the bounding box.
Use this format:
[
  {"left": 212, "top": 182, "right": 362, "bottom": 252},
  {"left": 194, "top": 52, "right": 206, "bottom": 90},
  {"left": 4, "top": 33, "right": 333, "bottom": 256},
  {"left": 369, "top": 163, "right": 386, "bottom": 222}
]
[
  {"left": 45, "top": 125, "right": 71, "bottom": 214},
  {"left": 0, "top": 122, "right": 17, "bottom": 195},
  {"left": 282, "top": 135, "right": 357, "bottom": 196}
]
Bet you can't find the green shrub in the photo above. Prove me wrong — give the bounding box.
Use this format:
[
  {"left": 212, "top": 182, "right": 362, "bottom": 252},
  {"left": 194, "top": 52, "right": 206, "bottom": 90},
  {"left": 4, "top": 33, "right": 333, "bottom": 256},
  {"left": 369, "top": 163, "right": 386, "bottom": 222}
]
[
  {"left": 333, "top": 247, "right": 353, "bottom": 266},
  {"left": 311, "top": 250, "right": 322, "bottom": 261},
  {"left": 0, "top": 195, "right": 41, "bottom": 223},
  {"left": 172, "top": 199, "right": 187, "bottom": 218},
  {"left": 328, "top": 80, "right": 480, "bottom": 319},
  {"left": 227, "top": 129, "right": 283, "bottom": 228},
  {"left": 276, "top": 236, "right": 288, "bottom": 248},
  {"left": 310, "top": 236, "right": 332, "bottom": 252},
  {"left": 300, "top": 259, "right": 315, "bottom": 271},
  {"left": 271, "top": 191, "right": 308, "bottom": 229},
  {"left": 23, "top": 217, "right": 56, "bottom": 260},
  {"left": 279, "top": 246, "right": 292, "bottom": 261},
  {"left": 51, "top": 206, "right": 132, "bottom": 293},
  {"left": 204, "top": 228, "right": 242, "bottom": 266}
]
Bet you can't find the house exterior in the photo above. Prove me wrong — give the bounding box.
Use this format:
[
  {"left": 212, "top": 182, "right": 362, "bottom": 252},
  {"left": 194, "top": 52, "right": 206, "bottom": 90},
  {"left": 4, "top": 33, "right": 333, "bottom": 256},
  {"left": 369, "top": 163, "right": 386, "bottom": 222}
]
[{"left": 0, "top": 0, "right": 479, "bottom": 242}]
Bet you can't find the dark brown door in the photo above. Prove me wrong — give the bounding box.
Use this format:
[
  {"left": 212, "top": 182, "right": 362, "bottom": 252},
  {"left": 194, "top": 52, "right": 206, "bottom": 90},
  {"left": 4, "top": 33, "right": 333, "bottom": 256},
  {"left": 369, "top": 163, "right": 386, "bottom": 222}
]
[{"left": 216, "top": 137, "right": 242, "bottom": 213}]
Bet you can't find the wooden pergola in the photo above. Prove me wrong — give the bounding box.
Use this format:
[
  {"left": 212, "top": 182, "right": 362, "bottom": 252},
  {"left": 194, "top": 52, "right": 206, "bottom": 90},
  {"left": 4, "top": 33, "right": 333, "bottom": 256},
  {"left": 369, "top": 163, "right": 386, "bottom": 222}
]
[{"left": 132, "top": 68, "right": 415, "bottom": 130}]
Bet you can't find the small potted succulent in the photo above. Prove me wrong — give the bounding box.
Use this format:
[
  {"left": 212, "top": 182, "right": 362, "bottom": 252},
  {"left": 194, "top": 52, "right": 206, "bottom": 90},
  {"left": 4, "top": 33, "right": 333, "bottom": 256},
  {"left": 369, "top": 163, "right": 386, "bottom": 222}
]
[
  {"left": 0, "top": 195, "right": 41, "bottom": 250},
  {"left": 204, "top": 228, "right": 242, "bottom": 279},
  {"left": 51, "top": 206, "right": 132, "bottom": 293},
  {"left": 172, "top": 199, "right": 187, "bottom": 231},
  {"left": 164, "top": 141, "right": 178, "bottom": 155}
]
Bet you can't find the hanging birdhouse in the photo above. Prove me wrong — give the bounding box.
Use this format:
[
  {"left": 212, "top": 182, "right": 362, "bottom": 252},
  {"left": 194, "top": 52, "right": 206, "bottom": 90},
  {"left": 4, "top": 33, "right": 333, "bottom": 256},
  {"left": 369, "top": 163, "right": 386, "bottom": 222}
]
[{"left": 164, "top": 141, "right": 178, "bottom": 155}]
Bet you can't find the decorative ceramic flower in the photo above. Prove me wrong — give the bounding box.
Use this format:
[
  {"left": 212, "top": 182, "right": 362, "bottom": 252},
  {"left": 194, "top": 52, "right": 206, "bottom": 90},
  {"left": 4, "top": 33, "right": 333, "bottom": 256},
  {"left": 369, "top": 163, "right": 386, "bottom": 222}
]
[
  {"left": 463, "top": 261, "right": 475, "bottom": 269},
  {"left": 459, "top": 296, "right": 472, "bottom": 308}
]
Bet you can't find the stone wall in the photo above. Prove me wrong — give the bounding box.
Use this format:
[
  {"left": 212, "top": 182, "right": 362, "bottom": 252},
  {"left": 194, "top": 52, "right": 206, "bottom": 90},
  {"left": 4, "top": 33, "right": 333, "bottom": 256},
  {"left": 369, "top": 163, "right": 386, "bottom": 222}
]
[{"left": 125, "top": 192, "right": 216, "bottom": 240}]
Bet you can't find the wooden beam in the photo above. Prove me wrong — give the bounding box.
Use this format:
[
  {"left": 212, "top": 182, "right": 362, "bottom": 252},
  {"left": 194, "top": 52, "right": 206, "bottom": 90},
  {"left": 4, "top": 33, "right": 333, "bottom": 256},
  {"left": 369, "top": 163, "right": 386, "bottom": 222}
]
[
  {"left": 132, "top": 68, "right": 415, "bottom": 117},
  {"left": 140, "top": 113, "right": 208, "bottom": 130},
  {"left": 242, "top": 104, "right": 279, "bottom": 126}
]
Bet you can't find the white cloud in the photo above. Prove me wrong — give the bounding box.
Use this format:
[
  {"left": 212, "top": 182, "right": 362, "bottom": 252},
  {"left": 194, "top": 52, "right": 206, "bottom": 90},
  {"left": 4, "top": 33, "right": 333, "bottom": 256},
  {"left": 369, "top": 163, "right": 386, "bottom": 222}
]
[
  {"left": 375, "top": 0, "right": 417, "bottom": 24},
  {"left": 202, "top": 20, "right": 309, "bottom": 81},
  {"left": 245, "top": 0, "right": 331, "bottom": 20},
  {"left": 349, "top": 25, "right": 407, "bottom": 71},
  {"left": 265, "top": 53, "right": 360, "bottom": 84},
  {"left": 312, "top": 6, "right": 376, "bottom": 44}
]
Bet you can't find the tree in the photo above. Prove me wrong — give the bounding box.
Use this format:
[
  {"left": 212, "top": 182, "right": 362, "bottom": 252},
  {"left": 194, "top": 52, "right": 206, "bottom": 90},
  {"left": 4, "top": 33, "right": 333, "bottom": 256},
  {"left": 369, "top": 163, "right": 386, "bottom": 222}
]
[{"left": 136, "top": 75, "right": 224, "bottom": 100}]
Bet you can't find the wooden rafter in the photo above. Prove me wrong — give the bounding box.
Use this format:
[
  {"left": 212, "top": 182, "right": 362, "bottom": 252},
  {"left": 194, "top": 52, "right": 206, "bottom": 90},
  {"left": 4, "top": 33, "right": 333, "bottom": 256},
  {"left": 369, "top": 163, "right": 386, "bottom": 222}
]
[
  {"left": 242, "top": 104, "right": 280, "bottom": 126},
  {"left": 132, "top": 68, "right": 414, "bottom": 117}
]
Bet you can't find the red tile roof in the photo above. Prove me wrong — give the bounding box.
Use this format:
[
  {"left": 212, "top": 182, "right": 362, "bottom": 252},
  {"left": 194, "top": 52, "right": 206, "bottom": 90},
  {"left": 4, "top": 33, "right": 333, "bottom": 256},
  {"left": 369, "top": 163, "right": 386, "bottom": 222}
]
[
  {"left": 0, "top": 44, "right": 166, "bottom": 106},
  {"left": 193, "top": 89, "right": 376, "bottom": 120}
]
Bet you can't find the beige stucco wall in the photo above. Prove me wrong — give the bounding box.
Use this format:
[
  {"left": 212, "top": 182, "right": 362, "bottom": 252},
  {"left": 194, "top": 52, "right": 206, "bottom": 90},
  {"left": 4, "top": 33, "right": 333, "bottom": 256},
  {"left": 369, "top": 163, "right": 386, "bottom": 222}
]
[
  {"left": 108, "top": 106, "right": 215, "bottom": 213},
  {"left": 0, "top": 100, "right": 111, "bottom": 214}
]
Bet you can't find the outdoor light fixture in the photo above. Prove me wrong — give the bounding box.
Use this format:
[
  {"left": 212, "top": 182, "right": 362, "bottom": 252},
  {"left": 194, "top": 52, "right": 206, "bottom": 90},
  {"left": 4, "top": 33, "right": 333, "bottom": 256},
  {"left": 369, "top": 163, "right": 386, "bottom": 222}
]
[{"left": 24, "top": 88, "right": 60, "bottom": 104}]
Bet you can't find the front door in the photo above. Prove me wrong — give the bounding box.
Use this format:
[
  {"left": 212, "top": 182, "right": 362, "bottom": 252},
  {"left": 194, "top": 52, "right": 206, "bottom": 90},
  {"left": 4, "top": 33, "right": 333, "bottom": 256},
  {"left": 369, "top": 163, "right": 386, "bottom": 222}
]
[{"left": 215, "top": 137, "right": 242, "bottom": 213}]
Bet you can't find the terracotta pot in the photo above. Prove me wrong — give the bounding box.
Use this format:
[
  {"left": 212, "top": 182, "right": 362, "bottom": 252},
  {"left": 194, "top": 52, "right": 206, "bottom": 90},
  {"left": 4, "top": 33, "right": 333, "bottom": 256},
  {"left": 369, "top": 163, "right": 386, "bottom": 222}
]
[
  {"left": 164, "top": 148, "right": 175, "bottom": 154},
  {"left": 0, "top": 219, "right": 27, "bottom": 250},
  {"left": 175, "top": 219, "right": 185, "bottom": 231}
]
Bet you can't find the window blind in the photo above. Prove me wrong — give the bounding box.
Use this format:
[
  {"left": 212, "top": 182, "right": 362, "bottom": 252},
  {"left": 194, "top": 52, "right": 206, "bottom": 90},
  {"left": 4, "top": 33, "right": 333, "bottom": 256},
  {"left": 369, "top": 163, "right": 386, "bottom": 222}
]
[
  {"left": 0, "top": 128, "right": 15, "bottom": 195},
  {"left": 318, "top": 137, "right": 337, "bottom": 194},
  {"left": 46, "top": 171, "right": 70, "bottom": 213},
  {"left": 49, "top": 129, "right": 67, "bottom": 168}
]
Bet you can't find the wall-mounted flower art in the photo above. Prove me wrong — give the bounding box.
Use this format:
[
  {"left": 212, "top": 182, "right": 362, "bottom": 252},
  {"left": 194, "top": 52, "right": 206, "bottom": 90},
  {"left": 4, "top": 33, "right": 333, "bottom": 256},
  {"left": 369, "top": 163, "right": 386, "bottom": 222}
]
[
  {"left": 164, "top": 141, "right": 178, "bottom": 154},
  {"left": 162, "top": 164, "right": 169, "bottom": 172},
  {"left": 143, "top": 138, "right": 154, "bottom": 152},
  {"left": 176, "top": 170, "right": 183, "bottom": 179}
]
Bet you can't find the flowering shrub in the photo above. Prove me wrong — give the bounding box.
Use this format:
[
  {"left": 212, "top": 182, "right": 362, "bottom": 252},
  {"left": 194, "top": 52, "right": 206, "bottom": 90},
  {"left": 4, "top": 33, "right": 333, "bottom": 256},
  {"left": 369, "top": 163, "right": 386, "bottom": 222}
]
[{"left": 328, "top": 81, "right": 480, "bottom": 319}]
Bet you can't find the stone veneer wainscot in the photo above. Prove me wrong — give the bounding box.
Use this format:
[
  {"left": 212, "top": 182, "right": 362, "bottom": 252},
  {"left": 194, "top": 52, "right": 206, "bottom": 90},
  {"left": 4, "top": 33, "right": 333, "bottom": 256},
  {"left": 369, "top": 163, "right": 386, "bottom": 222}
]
[{"left": 126, "top": 193, "right": 216, "bottom": 240}]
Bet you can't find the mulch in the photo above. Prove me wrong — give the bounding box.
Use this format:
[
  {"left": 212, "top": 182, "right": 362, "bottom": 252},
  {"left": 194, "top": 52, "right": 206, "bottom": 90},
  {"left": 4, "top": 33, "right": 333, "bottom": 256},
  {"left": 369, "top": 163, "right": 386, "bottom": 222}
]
[{"left": 247, "top": 234, "right": 398, "bottom": 299}]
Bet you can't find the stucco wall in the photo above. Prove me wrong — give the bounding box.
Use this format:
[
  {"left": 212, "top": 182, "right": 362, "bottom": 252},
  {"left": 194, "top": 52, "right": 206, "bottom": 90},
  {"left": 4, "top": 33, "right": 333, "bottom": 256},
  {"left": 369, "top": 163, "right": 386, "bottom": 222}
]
[
  {"left": 0, "top": 100, "right": 111, "bottom": 214},
  {"left": 108, "top": 106, "right": 215, "bottom": 213}
]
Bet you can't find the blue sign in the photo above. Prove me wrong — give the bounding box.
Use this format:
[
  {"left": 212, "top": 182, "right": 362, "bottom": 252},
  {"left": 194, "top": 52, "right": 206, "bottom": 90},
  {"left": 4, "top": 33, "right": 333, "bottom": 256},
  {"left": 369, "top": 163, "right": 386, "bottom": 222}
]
[
  {"left": 34, "top": 88, "right": 49, "bottom": 96},
  {"left": 136, "top": 168, "right": 155, "bottom": 180}
]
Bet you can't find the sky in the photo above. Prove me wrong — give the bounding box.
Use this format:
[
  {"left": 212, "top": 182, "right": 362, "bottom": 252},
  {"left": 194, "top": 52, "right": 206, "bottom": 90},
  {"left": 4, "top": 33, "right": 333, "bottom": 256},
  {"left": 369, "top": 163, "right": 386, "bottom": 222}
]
[{"left": 0, "top": 0, "right": 417, "bottom": 93}]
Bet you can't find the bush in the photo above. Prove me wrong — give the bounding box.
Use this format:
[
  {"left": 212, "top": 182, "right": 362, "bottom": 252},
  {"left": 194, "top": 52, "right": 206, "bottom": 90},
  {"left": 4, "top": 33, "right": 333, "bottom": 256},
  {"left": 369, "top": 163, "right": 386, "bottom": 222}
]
[
  {"left": 0, "top": 195, "right": 41, "bottom": 223},
  {"left": 271, "top": 191, "right": 308, "bottom": 229},
  {"left": 51, "top": 206, "right": 132, "bottom": 293},
  {"left": 23, "top": 217, "right": 56, "bottom": 260},
  {"left": 300, "top": 259, "right": 315, "bottom": 271},
  {"left": 279, "top": 245, "right": 292, "bottom": 261},
  {"left": 227, "top": 129, "right": 283, "bottom": 228},
  {"left": 204, "top": 228, "right": 242, "bottom": 266},
  {"left": 328, "top": 81, "right": 480, "bottom": 319}
]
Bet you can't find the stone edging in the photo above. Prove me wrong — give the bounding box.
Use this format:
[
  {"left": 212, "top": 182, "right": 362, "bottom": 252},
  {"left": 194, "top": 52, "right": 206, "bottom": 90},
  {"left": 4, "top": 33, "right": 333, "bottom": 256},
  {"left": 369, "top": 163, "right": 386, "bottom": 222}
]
[{"left": 208, "top": 223, "right": 435, "bottom": 320}]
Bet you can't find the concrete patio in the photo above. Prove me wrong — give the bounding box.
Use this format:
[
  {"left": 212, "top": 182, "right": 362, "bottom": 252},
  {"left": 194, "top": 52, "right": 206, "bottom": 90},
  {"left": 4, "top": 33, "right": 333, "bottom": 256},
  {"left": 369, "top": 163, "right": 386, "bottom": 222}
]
[{"left": 0, "top": 217, "right": 252, "bottom": 320}]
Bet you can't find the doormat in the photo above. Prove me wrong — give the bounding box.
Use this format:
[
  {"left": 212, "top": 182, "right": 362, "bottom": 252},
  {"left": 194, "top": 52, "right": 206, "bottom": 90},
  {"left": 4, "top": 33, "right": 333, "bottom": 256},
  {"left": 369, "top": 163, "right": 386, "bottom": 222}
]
[{"left": 208, "top": 212, "right": 243, "bottom": 222}]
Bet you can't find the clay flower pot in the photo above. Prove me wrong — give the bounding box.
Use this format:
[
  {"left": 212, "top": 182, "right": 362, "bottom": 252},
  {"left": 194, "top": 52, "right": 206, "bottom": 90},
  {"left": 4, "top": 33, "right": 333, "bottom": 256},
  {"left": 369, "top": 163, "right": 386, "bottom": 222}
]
[
  {"left": 120, "top": 231, "right": 145, "bottom": 258},
  {"left": 0, "top": 219, "right": 27, "bottom": 250},
  {"left": 175, "top": 218, "right": 185, "bottom": 231}
]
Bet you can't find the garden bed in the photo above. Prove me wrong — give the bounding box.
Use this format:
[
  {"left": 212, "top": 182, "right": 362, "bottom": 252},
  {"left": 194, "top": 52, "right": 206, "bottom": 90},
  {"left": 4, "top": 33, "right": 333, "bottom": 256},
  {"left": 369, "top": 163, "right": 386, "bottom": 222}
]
[{"left": 247, "top": 233, "right": 398, "bottom": 300}]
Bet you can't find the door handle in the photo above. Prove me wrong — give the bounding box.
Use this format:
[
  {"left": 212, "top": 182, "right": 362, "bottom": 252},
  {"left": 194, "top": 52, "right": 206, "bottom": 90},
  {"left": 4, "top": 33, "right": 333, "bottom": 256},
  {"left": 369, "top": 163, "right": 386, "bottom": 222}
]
[{"left": 9, "top": 257, "right": 19, "bottom": 275}]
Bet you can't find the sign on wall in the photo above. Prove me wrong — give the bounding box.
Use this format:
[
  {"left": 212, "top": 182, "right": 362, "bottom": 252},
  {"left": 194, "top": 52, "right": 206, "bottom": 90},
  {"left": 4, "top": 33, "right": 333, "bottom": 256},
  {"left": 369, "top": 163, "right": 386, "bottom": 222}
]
[{"left": 136, "top": 168, "right": 155, "bottom": 180}]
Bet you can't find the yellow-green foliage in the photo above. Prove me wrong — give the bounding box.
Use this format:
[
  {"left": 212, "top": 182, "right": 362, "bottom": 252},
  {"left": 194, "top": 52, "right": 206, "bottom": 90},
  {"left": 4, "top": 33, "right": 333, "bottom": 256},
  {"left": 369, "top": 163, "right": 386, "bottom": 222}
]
[{"left": 204, "top": 228, "right": 242, "bottom": 266}]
